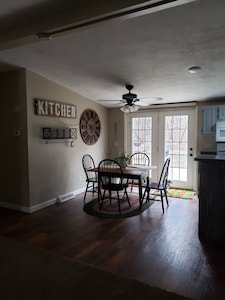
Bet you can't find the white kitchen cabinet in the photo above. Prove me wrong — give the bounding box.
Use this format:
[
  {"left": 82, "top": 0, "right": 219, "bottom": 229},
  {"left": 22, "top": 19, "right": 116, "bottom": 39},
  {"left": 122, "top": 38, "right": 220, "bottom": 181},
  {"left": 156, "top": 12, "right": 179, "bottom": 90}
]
[
  {"left": 202, "top": 105, "right": 217, "bottom": 135},
  {"left": 218, "top": 105, "right": 225, "bottom": 120},
  {"left": 202, "top": 104, "right": 225, "bottom": 135}
]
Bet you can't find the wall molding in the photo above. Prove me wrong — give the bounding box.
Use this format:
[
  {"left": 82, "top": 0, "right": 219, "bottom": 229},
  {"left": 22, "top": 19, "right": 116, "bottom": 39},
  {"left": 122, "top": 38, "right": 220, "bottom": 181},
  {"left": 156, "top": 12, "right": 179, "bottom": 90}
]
[{"left": 0, "top": 187, "right": 85, "bottom": 213}]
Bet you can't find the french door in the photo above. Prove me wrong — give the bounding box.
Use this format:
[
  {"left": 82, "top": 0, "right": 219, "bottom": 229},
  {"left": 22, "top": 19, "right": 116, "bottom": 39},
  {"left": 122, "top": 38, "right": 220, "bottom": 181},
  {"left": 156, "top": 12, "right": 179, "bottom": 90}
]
[{"left": 127, "top": 106, "right": 197, "bottom": 189}]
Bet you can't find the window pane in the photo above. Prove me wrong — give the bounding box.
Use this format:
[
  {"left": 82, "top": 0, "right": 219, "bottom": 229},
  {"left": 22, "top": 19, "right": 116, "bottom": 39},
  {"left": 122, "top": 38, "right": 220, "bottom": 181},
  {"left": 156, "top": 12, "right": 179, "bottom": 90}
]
[
  {"left": 165, "top": 115, "right": 188, "bottom": 182},
  {"left": 132, "top": 117, "right": 152, "bottom": 159}
]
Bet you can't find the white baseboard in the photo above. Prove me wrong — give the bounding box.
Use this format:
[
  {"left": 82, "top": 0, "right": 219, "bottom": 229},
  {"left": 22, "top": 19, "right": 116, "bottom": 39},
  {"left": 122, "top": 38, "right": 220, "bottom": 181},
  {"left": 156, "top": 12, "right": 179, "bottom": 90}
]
[
  {"left": 0, "top": 201, "right": 32, "bottom": 213},
  {"left": 0, "top": 187, "right": 86, "bottom": 213}
]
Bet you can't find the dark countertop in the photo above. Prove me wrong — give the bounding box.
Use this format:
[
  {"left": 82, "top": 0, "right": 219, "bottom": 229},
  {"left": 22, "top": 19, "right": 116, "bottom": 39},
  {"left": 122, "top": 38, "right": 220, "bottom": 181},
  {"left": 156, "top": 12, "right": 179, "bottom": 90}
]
[
  {"left": 200, "top": 151, "right": 217, "bottom": 155},
  {"left": 195, "top": 154, "right": 225, "bottom": 161}
]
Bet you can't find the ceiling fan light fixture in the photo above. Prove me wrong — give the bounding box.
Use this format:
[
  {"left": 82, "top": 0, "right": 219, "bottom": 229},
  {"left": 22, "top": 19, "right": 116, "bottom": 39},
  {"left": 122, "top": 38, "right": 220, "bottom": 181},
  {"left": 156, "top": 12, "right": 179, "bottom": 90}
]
[{"left": 120, "top": 104, "right": 139, "bottom": 113}]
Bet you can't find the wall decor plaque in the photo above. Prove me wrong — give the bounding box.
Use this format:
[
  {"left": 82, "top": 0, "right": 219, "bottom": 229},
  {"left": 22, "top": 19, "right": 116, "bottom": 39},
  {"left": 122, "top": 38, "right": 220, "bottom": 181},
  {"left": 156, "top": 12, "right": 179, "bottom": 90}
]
[
  {"left": 79, "top": 109, "right": 101, "bottom": 145},
  {"left": 35, "top": 98, "right": 76, "bottom": 118}
]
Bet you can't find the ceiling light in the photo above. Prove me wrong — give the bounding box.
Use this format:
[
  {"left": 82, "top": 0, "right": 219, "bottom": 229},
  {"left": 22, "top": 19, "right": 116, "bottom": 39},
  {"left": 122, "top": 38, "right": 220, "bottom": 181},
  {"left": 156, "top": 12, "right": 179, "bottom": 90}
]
[
  {"left": 120, "top": 104, "right": 139, "bottom": 113},
  {"left": 188, "top": 66, "right": 201, "bottom": 74}
]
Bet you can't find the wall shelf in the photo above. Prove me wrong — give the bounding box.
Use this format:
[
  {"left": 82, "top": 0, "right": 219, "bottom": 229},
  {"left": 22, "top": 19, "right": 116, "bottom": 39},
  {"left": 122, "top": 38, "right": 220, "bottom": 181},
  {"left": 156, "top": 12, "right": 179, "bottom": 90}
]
[
  {"left": 42, "top": 127, "right": 77, "bottom": 147},
  {"left": 42, "top": 127, "right": 77, "bottom": 140}
]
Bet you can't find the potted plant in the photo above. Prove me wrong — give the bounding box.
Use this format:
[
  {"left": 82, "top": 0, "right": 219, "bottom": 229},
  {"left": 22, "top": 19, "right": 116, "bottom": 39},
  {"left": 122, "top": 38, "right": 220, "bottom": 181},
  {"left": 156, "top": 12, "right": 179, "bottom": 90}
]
[{"left": 116, "top": 152, "right": 130, "bottom": 168}]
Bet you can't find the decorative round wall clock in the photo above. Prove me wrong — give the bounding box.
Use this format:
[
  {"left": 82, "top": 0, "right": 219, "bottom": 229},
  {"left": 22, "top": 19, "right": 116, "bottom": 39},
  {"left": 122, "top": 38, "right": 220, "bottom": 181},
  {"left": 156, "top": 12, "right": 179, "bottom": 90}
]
[{"left": 79, "top": 109, "right": 101, "bottom": 145}]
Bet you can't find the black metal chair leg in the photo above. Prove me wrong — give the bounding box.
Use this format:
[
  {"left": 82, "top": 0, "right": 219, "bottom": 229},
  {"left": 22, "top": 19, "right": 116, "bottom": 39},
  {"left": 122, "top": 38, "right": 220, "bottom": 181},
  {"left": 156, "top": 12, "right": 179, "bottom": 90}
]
[
  {"left": 124, "top": 188, "right": 131, "bottom": 207},
  {"left": 117, "top": 191, "right": 121, "bottom": 214},
  {"left": 130, "top": 179, "right": 134, "bottom": 192},
  {"left": 142, "top": 188, "right": 146, "bottom": 202},
  {"left": 100, "top": 190, "right": 104, "bottom": 210},
  {"left": 146, "top": 187, "right": 150, "bottom": 202},
  {"left": 160, "top": 190, "right": 164, "bottom": 213},
  {"left": 164, "top": 189, "right": 169, "bottom": 206},
  {"left": 84, "top": 184, "right": 89, "bottom": 202},
  {"left": 109, "top": 190, "right": 112, "bottom": 205}
]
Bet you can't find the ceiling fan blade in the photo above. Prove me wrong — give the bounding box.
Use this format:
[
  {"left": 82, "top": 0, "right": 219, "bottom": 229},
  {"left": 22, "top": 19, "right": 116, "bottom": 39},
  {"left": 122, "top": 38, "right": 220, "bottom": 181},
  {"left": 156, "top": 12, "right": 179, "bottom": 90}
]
[
  {"left": 139, "top": 96, "right": 163, "bottom": 101},
  {"left": 138, "top": 102, "right": 151, "bottom": 107},
  {"left": 98, "top": 99, "right": 121, "bottom": 102},
  {"left": 98, "top": 99, "right": 128, "bottom": 104}
]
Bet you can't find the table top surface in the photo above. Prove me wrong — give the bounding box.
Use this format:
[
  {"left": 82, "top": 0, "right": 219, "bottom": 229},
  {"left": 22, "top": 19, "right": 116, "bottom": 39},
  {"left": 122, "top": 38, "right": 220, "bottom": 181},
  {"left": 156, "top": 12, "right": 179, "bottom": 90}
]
[
  {"left": 90, "top": 167, "right": 142, "bottom": 175},
  {"left": 90, "top": 165, "right": 156, "bottom": 177},
  {"left": 126, "top": 164, "right": 157, "bottom": 170}
]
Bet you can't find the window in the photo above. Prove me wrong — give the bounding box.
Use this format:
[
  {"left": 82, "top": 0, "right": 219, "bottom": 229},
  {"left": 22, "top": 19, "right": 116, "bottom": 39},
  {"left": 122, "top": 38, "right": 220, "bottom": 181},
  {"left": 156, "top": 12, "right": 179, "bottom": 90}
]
[{"left": 131, "top": 117, "right": 152, "bottom": 159}]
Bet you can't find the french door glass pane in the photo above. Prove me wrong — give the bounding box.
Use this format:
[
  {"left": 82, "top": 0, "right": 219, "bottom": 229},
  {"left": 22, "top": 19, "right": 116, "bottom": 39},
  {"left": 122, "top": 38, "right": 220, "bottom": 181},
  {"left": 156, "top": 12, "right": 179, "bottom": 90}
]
[
  {"left": 131, "top": 117, "right": 152, "bottom": 159},
  {"left": 165, "top": 115, "right": 188, "bottom": 182}
]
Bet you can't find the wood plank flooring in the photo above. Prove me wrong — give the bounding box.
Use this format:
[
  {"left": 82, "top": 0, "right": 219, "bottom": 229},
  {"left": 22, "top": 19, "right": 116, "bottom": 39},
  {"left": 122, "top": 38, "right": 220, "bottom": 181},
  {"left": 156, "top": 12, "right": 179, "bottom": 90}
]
[{"left": 0, "top": 192, "right": 225, "bottom": 300}]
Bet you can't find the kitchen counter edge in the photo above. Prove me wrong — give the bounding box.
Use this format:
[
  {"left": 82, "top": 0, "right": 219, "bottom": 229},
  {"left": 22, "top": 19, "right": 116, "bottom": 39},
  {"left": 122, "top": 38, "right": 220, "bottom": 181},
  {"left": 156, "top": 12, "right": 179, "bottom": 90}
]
[{"left": 195, "top": 154, "right": 225, "bottom": 161}]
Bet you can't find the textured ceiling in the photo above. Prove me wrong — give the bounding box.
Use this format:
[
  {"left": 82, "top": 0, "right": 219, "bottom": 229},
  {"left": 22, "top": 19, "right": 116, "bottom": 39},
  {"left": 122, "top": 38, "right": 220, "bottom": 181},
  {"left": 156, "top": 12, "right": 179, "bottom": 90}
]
[{"left": 0, "top": 0, "right": 225, "bottom": 108}]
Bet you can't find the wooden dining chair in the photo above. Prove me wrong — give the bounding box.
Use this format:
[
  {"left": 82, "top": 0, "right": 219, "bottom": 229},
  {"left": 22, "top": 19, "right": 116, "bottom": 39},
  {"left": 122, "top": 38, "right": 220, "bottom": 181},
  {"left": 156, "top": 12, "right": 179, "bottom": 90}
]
[
  {"left": 82, "top": 154, "right": 98, "bottom": 202},
  {"left": 141, "top": 158, "right": 170, "bottom": 213},
  {"left": 128, "top": 152, "right": 150, "bottom": 192},
  {"left": 98, "top": 159, "right": 130, "bottom": 214}
]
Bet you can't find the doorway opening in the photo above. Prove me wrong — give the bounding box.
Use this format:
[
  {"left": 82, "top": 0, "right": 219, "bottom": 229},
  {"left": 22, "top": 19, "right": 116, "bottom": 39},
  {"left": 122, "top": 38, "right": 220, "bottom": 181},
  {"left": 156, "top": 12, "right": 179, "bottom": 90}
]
[{"left": 127, "top": 106, "right": 197, "bottom": 190}]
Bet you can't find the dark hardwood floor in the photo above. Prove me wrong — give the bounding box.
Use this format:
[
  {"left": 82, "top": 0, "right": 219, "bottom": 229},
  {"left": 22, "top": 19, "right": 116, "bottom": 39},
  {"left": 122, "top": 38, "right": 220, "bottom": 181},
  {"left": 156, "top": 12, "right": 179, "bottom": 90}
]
[{"left": 0, "top": 191, "right": 225, "bottom": 300}]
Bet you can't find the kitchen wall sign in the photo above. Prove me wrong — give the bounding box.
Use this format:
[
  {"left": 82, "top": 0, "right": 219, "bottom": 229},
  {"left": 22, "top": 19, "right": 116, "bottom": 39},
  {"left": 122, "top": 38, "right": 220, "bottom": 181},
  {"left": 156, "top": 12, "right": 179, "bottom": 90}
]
[{"left": 35, "top": 98, "right": 77, "bottom": 118}]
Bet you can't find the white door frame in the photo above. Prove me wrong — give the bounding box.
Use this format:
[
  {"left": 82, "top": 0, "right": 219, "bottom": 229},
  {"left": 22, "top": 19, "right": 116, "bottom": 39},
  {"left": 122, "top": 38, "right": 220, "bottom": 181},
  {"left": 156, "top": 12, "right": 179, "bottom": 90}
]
[{"left": 125, "top": 104, "right": 198, "bottom": 190}]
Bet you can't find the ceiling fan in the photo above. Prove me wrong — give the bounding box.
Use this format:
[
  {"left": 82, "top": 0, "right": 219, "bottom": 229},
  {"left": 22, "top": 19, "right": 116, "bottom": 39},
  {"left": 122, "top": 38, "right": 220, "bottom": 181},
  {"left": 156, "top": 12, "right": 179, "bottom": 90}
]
[
  {"left": 120, "top": 84, "right": 140, "bottom": 112},
  {"left": 98, "top": 84, "right": 150, "bottom": 113}
]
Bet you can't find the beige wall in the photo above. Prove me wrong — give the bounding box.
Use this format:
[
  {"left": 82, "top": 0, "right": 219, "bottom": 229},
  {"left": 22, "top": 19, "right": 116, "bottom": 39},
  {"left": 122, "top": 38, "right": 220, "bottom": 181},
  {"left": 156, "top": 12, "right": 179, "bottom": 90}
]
[
  {"left": 107, "top": 108, "right": 126, "bottom": 159},
  {"left": 1, "top": 69, "right": 108, "bottom": 212}
]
